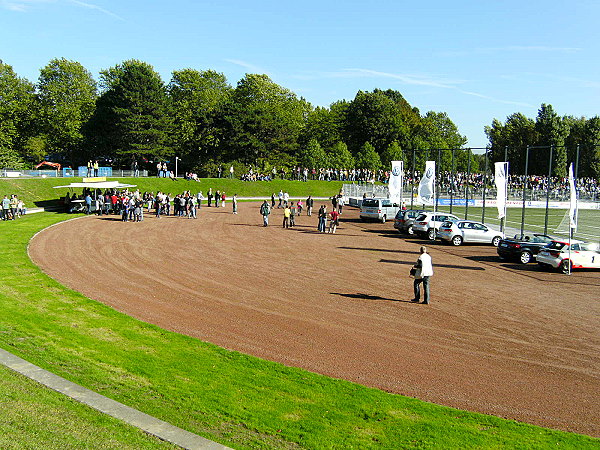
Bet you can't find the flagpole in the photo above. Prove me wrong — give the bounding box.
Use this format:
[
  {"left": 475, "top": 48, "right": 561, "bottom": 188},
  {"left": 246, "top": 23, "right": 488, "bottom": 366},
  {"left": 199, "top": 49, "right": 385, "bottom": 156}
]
[{"left": 504, "top": 162, "right": 509, "bottom": 232}]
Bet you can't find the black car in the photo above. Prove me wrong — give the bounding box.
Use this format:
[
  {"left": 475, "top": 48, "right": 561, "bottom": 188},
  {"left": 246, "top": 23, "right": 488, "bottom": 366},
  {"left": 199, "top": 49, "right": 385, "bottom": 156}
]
[
  {"left": 393, "top": 209, "right": 427, "bottom": 235},
  {"left": 497, "top": 233, "right": 555, "bottom": 264}
]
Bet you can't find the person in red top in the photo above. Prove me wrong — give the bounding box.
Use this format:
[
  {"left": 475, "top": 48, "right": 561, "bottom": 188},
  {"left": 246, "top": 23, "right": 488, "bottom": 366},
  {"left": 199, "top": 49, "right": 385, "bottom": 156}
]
[
  {"left": 328, "top": 209, "right": 339, "bottom": 234},
  {"left": 110, "top": 194, "right": 118, "bottom": 214}
]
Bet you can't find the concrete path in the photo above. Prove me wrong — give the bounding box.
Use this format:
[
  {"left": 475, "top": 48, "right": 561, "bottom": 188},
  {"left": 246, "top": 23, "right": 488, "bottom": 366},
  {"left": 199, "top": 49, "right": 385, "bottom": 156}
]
[{"left": 0, "top": 348, "right": 230, "bottom": 450}]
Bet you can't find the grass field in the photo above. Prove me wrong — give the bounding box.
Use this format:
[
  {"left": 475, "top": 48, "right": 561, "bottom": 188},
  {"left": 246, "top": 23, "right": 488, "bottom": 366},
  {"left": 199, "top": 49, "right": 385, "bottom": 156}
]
[
  {"left": 1, "top": 178, "right": 599, "bottom": 448},
  {"left": 0, "top": 177, "right": 345, "bottom": 206},
  {"left": 419, "top": 205, "right": 599, "bottom": 243},
  {"left": 0, "top": 365, "right": 175, "bottom": 449}
]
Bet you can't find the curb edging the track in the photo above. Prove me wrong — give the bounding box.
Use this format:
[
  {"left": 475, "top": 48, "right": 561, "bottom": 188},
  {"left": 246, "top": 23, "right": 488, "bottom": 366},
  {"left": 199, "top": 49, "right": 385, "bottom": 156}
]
[{"left": 0, "top": 348, "right": 230, "bottom": 450}]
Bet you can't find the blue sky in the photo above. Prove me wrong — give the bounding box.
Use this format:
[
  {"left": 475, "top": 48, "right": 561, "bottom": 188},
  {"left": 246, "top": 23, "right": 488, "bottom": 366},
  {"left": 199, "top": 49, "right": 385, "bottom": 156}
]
[{"left": 2, "top": 0, "right": 599, "bottom": 149}]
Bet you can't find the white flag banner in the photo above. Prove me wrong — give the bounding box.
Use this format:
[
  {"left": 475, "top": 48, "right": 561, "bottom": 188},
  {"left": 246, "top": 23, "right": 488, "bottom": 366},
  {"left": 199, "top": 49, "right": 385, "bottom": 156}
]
[
  {"left": 388, "top": 161, "right": 404, "bottom": 204},
  {"left": 494, "top": 162, "right": 508, "bottom": 219},
  {"left": 568, "top": 163, "right": 578, "bottom": 231},
  {"left": 417, "top": 161, "right": 435, "bottom": 206}
]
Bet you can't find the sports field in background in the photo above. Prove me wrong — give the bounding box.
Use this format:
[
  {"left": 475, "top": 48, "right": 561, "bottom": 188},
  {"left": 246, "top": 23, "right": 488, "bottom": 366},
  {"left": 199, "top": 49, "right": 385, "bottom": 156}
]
[{"left": 432, "top": 205, "right": 599, "bottom": 243}]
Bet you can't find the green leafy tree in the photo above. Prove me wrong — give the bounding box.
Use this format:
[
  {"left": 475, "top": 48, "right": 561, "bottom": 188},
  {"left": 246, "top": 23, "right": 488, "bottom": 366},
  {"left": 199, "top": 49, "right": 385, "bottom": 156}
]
[
  {"left": 300, "top": 106, "right": 343, "bottom": 150},
  {"left": 37, "top": 58, "right": 97, "bottom": 165},
  {"left": 572, "top": 117, "right": 600, "bottom": 178},
  {"left": 534, "top": 104, "right": 570, "bottom": 177},
  {"left": 0, "top": 61, "right": 36, "bottom": 165},
  {"left": 355, "top": 141, "right": 381, "bottom": 170},
  {"left": 87, "top": 60, "right": 172, "bottom": 164},
  {"left": 168, "top": 69, "right": 232, "bottom": 168},
  {"left": 222, "top": 74, "right": 311, "bottom": 165},
  {"left": 298, "top": 138, "right": 327, "bottom": 169},
  {"left": 344, "top": 90, "right": 402, "bottom": 154},
  {"left": 380, "top": 140, "right": 404, "bottom": 170},
  {"left": 328, "top": 141, "right": 354, "bottom": 169},
  {"left": 485, "top": 113, "right": 537, "bottom": 174}
]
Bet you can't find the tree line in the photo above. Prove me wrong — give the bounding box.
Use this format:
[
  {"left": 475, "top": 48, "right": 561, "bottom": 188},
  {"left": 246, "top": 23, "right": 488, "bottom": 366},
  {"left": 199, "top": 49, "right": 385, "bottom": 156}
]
[
  {"left": 485, "top": 105, "right": 600, "bottom": 178},
  {"left": 1, "top": 58, "right": 598, "bottom": 178}
]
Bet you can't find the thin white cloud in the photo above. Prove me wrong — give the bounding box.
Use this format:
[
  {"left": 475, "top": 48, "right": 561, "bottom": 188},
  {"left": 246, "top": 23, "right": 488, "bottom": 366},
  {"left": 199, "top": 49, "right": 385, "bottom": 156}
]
[
  {"left": 1, "top": 0, "right": 124, "bottom": 20},
  {"left": 225, "top": 59, "right": 272, "bottom": 77},
  {"left": 1, "top": 0, "right": 52, "bottom": 12},
  {"left": 457, "top": 90, "right": 534, "bottom": 108},
  {"left": 68, "top": 0, "right": 124, "bottom": 20},
  {"left": 295, "top": 67, "right": 533, "bottom": 108},
  {"left": 294, "top": 68, "right": 463, "bottom": 89}
]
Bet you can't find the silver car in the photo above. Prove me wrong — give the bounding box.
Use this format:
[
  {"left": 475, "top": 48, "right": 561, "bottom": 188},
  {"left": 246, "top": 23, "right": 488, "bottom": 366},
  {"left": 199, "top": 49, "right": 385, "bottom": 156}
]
[
  {"left": 360, "top": 198, "right": 400, "bottom": 223},
  {"left": 412, "top": 212, "right": 460, "bottom": 240},
  {"left": 438, "top": 220, "right": 504, "bottom": 246}
]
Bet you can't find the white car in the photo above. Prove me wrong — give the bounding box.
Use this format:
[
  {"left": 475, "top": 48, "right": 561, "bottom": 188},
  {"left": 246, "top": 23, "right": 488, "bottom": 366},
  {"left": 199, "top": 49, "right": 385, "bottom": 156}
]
[
  {"left": 438, "top": 220, "right": 504, "bottom": 246},
  {"left": 412, "top": 212, "right": 460, "bottom": 240},
  {"left": 359, "top": 198, "right": 400, "bottom": 223},
  {"left": 536, "top": 240, "right": 600, "bottom": 274}
]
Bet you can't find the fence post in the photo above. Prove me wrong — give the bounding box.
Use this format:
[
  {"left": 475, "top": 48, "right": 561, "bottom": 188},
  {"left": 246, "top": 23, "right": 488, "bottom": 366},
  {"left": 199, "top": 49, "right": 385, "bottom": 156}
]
[
  {"left": 464, "top": 148, "right": 471, "bottom": 219},
  {"left": 410, "top": 149, "right": 415, "bottom": 209},
  {"left": 544, "top": 145, "right": 553, "bottom": 235},
  {"left": 450, "top": 149, "right": 455, "bottom": 214},
  {"left": 482, "top": 148, "right": 488, "bottom": 224},
  {"left": 435, "top": 149, "right": 441, "bottom": 212},
  {"left": 520, "top": 146, "right": 530, "bottom": 237}
]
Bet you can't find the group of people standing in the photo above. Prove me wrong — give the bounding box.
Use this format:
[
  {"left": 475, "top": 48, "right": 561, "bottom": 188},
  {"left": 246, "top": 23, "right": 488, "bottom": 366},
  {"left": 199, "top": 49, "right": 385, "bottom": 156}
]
[
  {"left": 258, "top": 193, "right": 342, "bottom": 234},
  {"left": 1, "top": 194, "right": 25, "bottom": 220}
]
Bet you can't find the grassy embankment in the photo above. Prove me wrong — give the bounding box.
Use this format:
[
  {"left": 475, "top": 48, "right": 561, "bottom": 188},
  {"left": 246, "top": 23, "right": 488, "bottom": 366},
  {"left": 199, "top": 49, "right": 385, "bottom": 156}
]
[
  {"left": 0, "top": 177, "right": 598, "bottom": 448},
  {"left": 0, "top": 177, "right": 346, "bottom": 207}
]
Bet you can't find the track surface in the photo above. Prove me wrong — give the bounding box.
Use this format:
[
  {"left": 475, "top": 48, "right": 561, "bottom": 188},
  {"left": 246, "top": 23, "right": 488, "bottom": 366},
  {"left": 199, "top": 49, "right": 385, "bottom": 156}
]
[{"left": 29, "top": 203, "right": 600, "bottom": 437}]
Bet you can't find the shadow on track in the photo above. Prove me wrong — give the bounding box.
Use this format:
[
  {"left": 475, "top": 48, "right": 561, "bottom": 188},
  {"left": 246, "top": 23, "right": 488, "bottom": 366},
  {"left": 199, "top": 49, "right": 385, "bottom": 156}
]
[{"left": 331, "top": 292, "right": 418, "bottom": 304}]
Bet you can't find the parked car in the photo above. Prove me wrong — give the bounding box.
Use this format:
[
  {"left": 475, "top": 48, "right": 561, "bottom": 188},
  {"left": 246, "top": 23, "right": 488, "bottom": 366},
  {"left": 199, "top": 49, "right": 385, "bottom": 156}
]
[
  {"left": 536, "top": 240, "right": 600, "bottom": 273},
  {"left": 412, "top": 212, "right": 460, "bottom": 240},
  {"left": 497, "top": 233, "right": 556, "bottom": 264},
  {"left": 360, "top": 198, "right": 400, "bottom": 223},
  {"left": 393, "top": 209, "right": 427, "bottom": 235},
  {"left": 438, "top": 220, "right": 504, "bottom": 246}
]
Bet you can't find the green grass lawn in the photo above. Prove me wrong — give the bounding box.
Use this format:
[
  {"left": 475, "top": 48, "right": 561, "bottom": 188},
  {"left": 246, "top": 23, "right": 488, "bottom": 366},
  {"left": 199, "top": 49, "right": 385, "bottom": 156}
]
[
  {"left": 433, "top": 205, "right": 598, "bottom": 242},
  {"left": 0, "top": 180, "right": 598, "bottom": 448},
  {"left": 0, "top": 177, "right": 345, "bottom": 208},
  {"left": 0, "top": 365, "right": 176, "bottom": 449}
]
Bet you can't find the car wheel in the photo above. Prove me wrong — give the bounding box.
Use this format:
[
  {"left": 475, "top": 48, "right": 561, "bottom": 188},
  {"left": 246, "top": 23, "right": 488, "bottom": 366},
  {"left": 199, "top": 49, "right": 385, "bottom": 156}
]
[
  {"left": 560, "top": 259, "right": 572, "bottom": 274},
  {"left": 451, "top": 235, "right": 463, "bottom": 246},
  {"left": 519, "top": 251, "right": 532, "bottom": 264},
  {"left": 381, "top": 215, "right": 386, "bottom": 223},
  {"left": 406, "top": 225, "right": 414, "bottom": 235},
  {"left": 427, "top": 228, "right": 436, "bottom": 240},
  {"left": 492, "top": 236, "right": 501, "bottom": 247}
]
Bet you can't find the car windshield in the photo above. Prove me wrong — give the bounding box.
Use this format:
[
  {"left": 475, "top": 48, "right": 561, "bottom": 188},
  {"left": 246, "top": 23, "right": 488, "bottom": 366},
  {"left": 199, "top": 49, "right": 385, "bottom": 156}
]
[
  {"left": 362, "top": 199, "right": 378, "bottom": 207},
  {"left": 532, "top": 235, "right": 553, "bottom": 243},
  {"left": 415, "top": 213, "right": 427, "bottom": 221},
  {"left": 440, "top": 221, "right": 453, "bottom": 228},
  {"left": 546, "top": 241, "right": 567, "bottom": 251}
]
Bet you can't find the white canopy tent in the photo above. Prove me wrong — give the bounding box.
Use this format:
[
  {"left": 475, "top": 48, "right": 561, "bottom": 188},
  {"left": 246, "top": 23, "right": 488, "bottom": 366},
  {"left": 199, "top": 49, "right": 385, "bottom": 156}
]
[{"left": 53, "top": 181, "right": 137, "bottom": 190}]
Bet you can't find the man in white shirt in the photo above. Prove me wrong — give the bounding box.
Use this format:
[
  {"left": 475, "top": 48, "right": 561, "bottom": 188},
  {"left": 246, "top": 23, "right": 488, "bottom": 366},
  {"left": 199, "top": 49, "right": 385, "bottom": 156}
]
[{"left": 412, "top": 246, "right": 433, "bottom": 304}]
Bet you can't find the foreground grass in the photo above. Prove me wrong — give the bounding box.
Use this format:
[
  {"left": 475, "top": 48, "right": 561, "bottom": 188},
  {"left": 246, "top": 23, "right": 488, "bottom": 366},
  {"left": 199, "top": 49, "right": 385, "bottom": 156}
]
[
  {"left": 0, "top": 365, "right": 175, "bottom": 449},
  {"left": 0, "top": 213, "right": 597, "bottom": 448}
]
